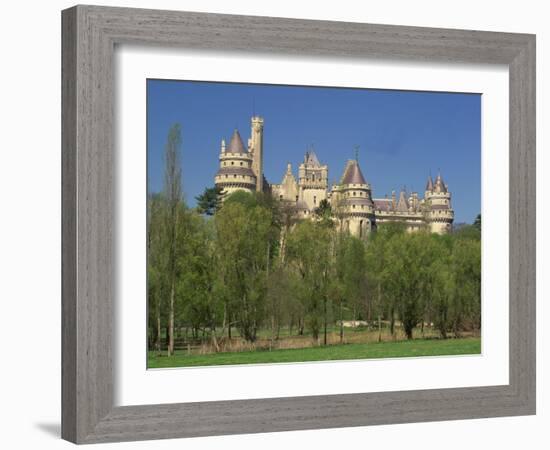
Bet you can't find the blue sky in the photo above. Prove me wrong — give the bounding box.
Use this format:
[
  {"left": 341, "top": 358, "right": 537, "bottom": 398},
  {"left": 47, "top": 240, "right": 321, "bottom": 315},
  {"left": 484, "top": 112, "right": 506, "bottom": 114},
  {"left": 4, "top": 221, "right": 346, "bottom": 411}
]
[{"left": 147, "top": 80, "right": 481, "bottom": 224}]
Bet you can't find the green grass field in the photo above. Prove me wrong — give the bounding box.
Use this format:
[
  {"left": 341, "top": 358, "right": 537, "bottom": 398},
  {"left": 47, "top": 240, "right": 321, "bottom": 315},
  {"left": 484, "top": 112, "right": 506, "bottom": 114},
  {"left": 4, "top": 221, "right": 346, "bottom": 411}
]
[{"left": 147, "top": 337, "right": 481, "bottom": 369}]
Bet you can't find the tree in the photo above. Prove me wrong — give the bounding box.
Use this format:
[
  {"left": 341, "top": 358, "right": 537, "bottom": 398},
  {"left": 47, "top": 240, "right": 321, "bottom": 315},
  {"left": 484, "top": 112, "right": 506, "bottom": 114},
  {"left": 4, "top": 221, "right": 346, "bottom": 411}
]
[
  {"left": 278, "top": 201, "right": 298, "bottom": 263},
  {"left": 314, "top": 198, "right": 333, "bottom": 226},
  {"left": 147, "top": 193, "right": 167, "bottom": 352},
  {"left": 286, "top": 220, "right": 332, "bottom": 344},
  {"left": 163, "top": 123, "right": 183, "bottom": 356},
  {"left": 383, "top": 232, "right": 434, "bottom": 340},
  {"left": 473, "top": 213, "right": 481, "bottom": 231},
  {"left": 332, "top": 234, "right": 367, "bottom": 342},
  {"left": 195, "top": 186, "right": 224, "bottom": 215},
  {"left": 214, "top": 194, "right": 276, "bottom": 342},
  {"left": 175, "top": 212, "right": 214, "bottom": 334},
  {"left": 366, "top": 222, "right": 407, "bottom": 337},
  {"left": 450, "top": 238, "right": 481, "bottom": 335}
]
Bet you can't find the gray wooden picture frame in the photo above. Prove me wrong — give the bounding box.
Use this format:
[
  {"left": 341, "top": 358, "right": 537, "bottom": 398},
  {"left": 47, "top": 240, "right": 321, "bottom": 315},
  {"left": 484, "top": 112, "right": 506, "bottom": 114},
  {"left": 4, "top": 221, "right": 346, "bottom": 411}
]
[{"left": 61, "top": 4, "right": 536, "bottom": 444}]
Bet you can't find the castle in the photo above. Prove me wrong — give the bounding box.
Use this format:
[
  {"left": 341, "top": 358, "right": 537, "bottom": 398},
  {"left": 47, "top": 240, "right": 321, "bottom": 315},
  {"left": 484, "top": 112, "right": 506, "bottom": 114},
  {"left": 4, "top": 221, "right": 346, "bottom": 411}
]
[{"left": 214, "top": 116, "right": 454, "bottom": 237}]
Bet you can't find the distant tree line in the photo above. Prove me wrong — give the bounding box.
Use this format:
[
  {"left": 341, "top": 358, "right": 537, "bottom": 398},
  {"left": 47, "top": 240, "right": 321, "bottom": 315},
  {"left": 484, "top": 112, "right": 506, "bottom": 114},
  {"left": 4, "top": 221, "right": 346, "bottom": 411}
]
[{"left": 148, "top": 124, "right": 481, "bottom": 354}]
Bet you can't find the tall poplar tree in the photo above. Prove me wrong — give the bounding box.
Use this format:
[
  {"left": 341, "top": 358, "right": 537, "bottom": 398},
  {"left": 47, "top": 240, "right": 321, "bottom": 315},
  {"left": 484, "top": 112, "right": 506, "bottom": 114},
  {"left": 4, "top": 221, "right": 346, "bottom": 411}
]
[{"left": 163, "top": 123, "right": 183, "bottom": 356}]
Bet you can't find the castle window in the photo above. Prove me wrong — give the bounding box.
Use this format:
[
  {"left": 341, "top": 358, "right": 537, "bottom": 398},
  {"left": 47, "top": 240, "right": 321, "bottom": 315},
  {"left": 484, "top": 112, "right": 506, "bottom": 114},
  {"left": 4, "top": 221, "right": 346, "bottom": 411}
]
[
  {"left": 240, "top": 162, "right": 243, "bottom": 166},
  {"left": 353, "top": 192, "right": 356, "bottom": 196},
  {"left": 231, "top": 161, "right": 234, "bottom": 165},
  {"left": 280, "top": 195, "right": 283, "bottom": 201},
  {"left": 296, "top": 195, "right": 299, "bottom": 202},
  {"left": 352, "top": 205, "right": 355, "bottom": 209},
  {"left": 234, "top": 174, "right": 236, "bottom": 178},
  {"left": 314, "top": 196, "right": 317, "bottom": 205},
  {"left": 312, "top": 174, "right": 315, "bottom": 181},
  {"left": 223, "top": 162, "right": 226, "bottom": 166},
  {"left": 225, "top": 175, "right": 228, "bottom": 179},
  {"left": 359, "top": 220, "right": 363, "bottom": 238}
]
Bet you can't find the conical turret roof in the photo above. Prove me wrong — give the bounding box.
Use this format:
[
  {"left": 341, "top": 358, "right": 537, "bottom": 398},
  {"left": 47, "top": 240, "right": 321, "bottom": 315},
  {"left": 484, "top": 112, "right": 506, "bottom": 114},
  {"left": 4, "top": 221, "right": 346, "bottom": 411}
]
[
  {"left": 425, "top": 175, "right": 434, "bottom": 191},
  {"left": 227, "top": 129, "right": 247, "bottom": 154},
  {"left": 341, "top": 160, "right": 367, "bottom": 185},
  {"left": 434, "top": 173, "right": 447, "bottom": 193}
]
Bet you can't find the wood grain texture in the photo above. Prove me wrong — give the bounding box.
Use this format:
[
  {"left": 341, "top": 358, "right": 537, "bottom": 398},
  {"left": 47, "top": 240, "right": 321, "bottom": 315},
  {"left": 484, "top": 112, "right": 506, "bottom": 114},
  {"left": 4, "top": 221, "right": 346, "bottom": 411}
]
[{"left": 61, "top": 5, "right": 536, "bottom": 444}]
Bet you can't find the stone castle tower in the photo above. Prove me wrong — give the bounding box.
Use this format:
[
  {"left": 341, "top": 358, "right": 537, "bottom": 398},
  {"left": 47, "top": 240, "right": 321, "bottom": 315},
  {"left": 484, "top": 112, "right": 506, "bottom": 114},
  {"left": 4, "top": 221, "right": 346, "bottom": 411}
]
[
  {"left": 214, "top": 116, "right": 266, "bottom": 195},
  {"left": 249, "top": 116, "right": 264, "bottom": 192},
  {"left": 423, "top": 172, "right": 453, "bottom": 234},
  {"left": 214, "top": 115, "right": 454, "bottom": 238},
  {"left": 331, "top": 159, "right": 376, "bottom": 238}
]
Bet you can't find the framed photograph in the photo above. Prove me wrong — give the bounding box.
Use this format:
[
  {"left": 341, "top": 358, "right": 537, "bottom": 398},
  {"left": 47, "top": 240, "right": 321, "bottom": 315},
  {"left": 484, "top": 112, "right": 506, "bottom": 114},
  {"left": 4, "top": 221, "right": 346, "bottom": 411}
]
[{"left": 61, "top": 5, "right": 536, "bottom": 444}]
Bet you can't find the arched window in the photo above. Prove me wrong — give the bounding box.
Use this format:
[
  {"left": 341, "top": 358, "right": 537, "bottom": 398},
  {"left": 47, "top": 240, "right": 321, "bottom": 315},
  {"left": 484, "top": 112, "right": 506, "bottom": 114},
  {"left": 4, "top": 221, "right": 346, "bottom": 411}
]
[{"left": 359, "top": 220, "right": 363, "bottom": 238}]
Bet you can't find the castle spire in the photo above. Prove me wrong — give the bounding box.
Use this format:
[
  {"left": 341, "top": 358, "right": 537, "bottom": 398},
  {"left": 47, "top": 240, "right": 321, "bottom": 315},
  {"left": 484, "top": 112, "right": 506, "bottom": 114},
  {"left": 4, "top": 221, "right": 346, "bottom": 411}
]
[
  {"left": 227, "top": 129, "right": 247, "bottom": 154},
  {"left": 341, "top": 159, "right": 366, "bottom": 185},
  {"left": 434, "top": 170, "right": 447, "bottom": 193},
  {"left": 425, "top": 173, "right": 434, "bottom": 191}
]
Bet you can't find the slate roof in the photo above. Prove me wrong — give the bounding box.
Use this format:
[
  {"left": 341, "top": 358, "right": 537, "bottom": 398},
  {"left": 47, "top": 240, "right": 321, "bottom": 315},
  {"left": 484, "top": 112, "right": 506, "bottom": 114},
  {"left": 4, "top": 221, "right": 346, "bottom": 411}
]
[
  {"left": 227, "top": 129, "right": 247, "bottom": 154},
  {"left": 425, "top": 175, "right": 434, "bottom": 191},
  {"left": 304, "top": 151, "right": 321, "bottom": 167},
  {"left": 216, "top": 166, "right": 256, "bottom": 178},
  {"left": 434, "top": 173, "right": 447, "bottom": 193},
  {"left": 374, "top": 199, "right": 393, "bottom": 212},
  {"left": 341, "top": 160, "right": 367, "bottom": 185},
  {"left": 345, "top": 197, "right": 373, "bottom": 207}
]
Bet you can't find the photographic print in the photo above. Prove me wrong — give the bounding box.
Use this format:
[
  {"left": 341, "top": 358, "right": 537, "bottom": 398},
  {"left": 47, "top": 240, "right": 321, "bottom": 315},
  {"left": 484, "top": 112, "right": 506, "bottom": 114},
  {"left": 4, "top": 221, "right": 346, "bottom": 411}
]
[{"left": 146, "top": 80, "right": 481, "bottom": 369}]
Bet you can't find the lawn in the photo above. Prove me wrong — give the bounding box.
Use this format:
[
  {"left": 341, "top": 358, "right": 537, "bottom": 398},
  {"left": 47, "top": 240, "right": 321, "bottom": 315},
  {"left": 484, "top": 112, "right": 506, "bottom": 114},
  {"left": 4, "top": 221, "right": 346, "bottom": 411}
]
[{"left": 147, "top": 337, "right": 481, "bottom": 368}]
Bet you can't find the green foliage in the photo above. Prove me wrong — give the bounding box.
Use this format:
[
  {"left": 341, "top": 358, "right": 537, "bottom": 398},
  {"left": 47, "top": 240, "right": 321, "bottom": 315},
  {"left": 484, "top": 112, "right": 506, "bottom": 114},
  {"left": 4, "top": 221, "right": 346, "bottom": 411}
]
[
  {"left": 453, "top": 224, "right": 481, "bottom": 241},
  {"left": 474, "top": 213, "right": 481, "bottom": 231},
  {"left": 365, "top": 227, "right": 481, "bottom": 340},
  {"left": 286, "top": 221, "right": 333, "bottom": 342},
  {"left": 314, "top": 198, "right": 333, "bottom": 226},
  {"left": 215, "top": 199, "right": 278, "bottom": 342},
  {"left": 195, "top": 185, "right": 224, "bottom": 215}
]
